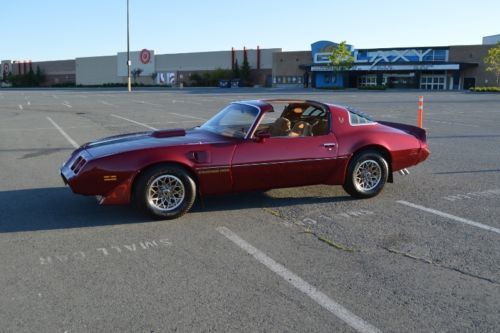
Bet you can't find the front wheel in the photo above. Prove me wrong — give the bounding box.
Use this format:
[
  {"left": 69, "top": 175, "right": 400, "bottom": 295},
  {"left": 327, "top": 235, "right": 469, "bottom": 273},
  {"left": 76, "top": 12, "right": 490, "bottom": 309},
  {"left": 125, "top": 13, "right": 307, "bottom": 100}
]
[
  {"left": 134, "top": 165, "right": 196, "bottom": 219},
  {"left": 343, "top": 150, "right": 388, "bottom": 198}
]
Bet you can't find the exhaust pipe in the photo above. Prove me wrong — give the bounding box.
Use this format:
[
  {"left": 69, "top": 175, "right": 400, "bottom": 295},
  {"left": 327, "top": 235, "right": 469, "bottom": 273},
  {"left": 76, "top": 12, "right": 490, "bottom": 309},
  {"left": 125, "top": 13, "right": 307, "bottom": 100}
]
[{"left": 398, "top": 168, "right": 410, "bottom": 176}]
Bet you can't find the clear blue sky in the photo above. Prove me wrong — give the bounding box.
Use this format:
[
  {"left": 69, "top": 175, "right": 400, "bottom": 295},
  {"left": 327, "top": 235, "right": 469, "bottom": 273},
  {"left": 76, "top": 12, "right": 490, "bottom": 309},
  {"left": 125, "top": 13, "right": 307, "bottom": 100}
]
[{"left": 2, "top": 0, "right": 499, "bottom": 61}]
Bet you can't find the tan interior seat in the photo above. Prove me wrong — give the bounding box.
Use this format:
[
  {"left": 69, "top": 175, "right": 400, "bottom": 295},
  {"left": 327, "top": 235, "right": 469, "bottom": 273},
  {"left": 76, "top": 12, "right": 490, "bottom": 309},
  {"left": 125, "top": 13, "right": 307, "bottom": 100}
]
[
  {"left": 312, "top": 119, "right": 328, "bottom": 136},
  {"left": 289, "top": 121, "right": 312, "bottom": 137},
  {"left": 268, "top": 117, "right": 291, "bottom": 137}
]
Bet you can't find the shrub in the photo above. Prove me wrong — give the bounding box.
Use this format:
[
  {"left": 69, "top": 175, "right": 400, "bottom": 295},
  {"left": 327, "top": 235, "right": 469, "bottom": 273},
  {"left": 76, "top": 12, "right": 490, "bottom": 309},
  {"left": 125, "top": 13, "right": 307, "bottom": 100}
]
[
  {"left": 50, "top": 82, "right": 76, "bottom": 88},
  {"left": 469, "top": 86, "right": 500, "bottom": 92},
  {"left": 358, "top": 85, "right": 387, "bottom": 90},
  {"left": 189, "top": 69, "right": 232, "bottom": 87},
  {"left": 317, "top": 86, "right": 345, "bottom": 90}
]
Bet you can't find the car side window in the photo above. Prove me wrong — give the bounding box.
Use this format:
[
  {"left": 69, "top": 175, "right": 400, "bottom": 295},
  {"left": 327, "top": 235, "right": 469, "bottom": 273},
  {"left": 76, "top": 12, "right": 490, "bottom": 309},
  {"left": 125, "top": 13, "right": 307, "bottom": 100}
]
[
  {"left": 346, "top": 107, "right": 375, "bottom": 125},
  {"left": 256, "top": 103, "right": 330, "bottom": 138}
]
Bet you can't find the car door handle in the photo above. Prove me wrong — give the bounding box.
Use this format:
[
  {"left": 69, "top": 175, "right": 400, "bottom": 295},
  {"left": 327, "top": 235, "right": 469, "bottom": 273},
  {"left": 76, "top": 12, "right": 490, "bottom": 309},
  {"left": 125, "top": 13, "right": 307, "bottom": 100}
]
[{"left": 323, "top": 143, "right": 336, "bottom": 148}]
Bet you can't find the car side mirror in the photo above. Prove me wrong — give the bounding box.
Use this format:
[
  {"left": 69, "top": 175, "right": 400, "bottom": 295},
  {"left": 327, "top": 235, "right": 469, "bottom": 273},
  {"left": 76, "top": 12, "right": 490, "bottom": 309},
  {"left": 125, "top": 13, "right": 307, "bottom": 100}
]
[{"left": 254, "top": 132, "right": 271, "bottom": 143}]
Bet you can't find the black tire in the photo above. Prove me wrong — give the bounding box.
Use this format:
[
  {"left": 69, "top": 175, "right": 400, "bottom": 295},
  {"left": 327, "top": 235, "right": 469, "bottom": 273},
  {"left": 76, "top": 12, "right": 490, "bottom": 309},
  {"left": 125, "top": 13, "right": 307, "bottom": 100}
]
[
  {"left": 134, "top": 164, "right": 196, "bottom": 219},
  {"left": 343, "top": 150, "right": 389, "bottom": 199}
]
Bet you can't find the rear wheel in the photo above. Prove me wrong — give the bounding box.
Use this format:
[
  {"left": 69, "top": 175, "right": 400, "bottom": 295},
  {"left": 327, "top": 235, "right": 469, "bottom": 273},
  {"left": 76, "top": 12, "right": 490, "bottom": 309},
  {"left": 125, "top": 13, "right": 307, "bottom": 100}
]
[
  {"left": 134, "top": 165, "right": 196, "bottom": 219},
  {"left": 343, "top": 150, "right": 388, "bottom": 198}
]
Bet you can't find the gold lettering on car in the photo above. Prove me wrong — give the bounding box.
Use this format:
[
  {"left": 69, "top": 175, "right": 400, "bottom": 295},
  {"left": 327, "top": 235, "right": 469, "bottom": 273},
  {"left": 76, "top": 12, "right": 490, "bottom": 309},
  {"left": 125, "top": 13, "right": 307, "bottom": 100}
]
[{"left": 103, "top": 175, "right": 118, "bottom": 182}]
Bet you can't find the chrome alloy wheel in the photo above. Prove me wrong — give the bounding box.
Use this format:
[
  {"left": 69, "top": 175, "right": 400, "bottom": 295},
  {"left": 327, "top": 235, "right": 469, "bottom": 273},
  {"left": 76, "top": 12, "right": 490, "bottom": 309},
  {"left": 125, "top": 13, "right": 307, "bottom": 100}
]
[
  {"left": 147, "top": 175, "right": 185, "bottom": 211},
  {"left": 354, "top": 160, "right": 382, "bottom": 191}
]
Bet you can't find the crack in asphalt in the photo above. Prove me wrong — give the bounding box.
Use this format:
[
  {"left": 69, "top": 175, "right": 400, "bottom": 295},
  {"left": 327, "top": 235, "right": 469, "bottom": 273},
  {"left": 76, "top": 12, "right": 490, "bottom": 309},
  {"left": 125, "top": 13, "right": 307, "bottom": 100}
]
[
  {"left": 261, "top": 207, "right": 499, "bottom": 286},
  {"left": 383, "top": 247, "right": 499, "bottom": 286}
]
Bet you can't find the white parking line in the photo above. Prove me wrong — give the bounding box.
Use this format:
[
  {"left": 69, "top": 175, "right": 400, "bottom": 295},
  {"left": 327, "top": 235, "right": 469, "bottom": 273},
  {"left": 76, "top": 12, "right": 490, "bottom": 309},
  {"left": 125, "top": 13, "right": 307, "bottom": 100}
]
[
  {"left": 425, "top": 119, "right": 479, "bottom": 128},
  {"left": 217, "top": 227, "right": 381, "bottom": 333},
  {"left": 172, "top": 99, "right": 202, "bottom": 106},
  {"left": 18, "top": 104, "right": 23, "bottom": 110},
  {"left": 397, "top": 200, "right": 500, "bottom": 234},
  {"left": 132, "top": 100, "right": 163, "bottom": 107},
  {"left": 170, "top": 112, "right": 207, "bottom": 121},
  {"left": 46, "top": 117, "right": 79, "bottom": 148},
  {"left": 110, "top": 114, "right": 158, "bottom": 130},
  {"left": 62, "top": 101, "right": 72, "bottom": 108},
  {"left": 100, "top": 100, "right": 118, "bottom": 107}
]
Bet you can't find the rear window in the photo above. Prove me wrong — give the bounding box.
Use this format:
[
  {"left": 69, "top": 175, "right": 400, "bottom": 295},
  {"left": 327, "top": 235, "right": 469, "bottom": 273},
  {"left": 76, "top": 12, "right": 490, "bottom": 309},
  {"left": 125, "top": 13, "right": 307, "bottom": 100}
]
[{"left": 346, "top": 107, "right": 375, "bottom": 125}]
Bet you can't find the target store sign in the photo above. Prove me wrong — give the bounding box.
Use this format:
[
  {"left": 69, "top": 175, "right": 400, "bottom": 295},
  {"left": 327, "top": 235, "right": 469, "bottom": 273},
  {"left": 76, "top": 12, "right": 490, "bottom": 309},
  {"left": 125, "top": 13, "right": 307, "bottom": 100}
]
[
  {"left": 140, "top": 49, "right": 151, "bottom": 64},
  {"left": 117, "top": 50, "right": 155, "bottom": 76}
]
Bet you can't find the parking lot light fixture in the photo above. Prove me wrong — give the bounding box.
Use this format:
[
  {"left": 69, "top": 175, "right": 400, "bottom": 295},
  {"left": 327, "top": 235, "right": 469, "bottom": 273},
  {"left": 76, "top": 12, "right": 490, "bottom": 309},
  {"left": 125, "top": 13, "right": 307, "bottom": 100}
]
[{"left": 127, "top": 0, "right": 131, "bottom": 92}]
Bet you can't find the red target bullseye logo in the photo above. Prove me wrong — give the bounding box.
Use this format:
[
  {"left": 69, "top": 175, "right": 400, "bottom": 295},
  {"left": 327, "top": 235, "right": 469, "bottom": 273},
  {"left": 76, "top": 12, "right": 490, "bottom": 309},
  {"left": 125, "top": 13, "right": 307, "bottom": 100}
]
[{"left": 140, "top": 49, "right": 151, "bottom": 64}]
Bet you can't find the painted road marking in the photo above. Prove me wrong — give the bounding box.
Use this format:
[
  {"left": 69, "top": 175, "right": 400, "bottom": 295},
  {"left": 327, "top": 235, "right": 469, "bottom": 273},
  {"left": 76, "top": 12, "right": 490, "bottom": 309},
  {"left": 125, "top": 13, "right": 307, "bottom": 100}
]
[
  {"left": 170, "top": 112, "right": 207, "bottom": 121},
  {"left": 217, "top": 226, "right": 382, "bottom": 333},
  {"left": 425, "top": 118, "right": 479, "bottom": 128},
  {"left": 132, "top": 100, "right": 163, "bottom": 107},
  {"left": 443, "top": 189, "right": 500, "bottom": 202},
  {"left": 100, "top": 100, "right": 117, "bottom": 107},
  {"left": 110, "top": 114, "right": 158, "bottom": 130},
  {"left": 298, "top": 210, "right": 375, "bottom": 227},
  {"left": 62, "top": 101, "right": 72, "bottom": 108},
  {"left": 27, "top": 101, "right": 31, "bottom": 106},
  {"left": 172, "top": 99, "right": 202, "bottom": 106},
  {"left": 397, "top": 200, "right": 500, "bottom": 234},
  {"left": 40, "top": 238, "right": 172, "bottom": 265},
  {"left": 46, "top": 117, "right": 79, "bottom": 148},
  {"left": 18, "top": 104, "right": 23, "bottom": 110}
]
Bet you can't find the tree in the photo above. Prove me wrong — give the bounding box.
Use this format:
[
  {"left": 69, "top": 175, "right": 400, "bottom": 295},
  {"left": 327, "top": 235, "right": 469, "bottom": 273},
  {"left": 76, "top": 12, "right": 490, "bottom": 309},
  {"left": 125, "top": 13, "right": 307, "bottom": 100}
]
[
  {"left": 131, "top": 68, "right": 143, "bottom": 84},
  {"left": 34, "top": 66, "right": 46, "bottom": 86},
  {"left": 240, "top": 54, "right": 251, "bottom": 86},
  {"left": 328, "top": 41, "right": 354, "bottom": 73},
  {"left": 232, "top": 59, "right": 240, "bottom": 79},
  {"left": 484, "top": 42, "right": 500, "bottom": 86}
]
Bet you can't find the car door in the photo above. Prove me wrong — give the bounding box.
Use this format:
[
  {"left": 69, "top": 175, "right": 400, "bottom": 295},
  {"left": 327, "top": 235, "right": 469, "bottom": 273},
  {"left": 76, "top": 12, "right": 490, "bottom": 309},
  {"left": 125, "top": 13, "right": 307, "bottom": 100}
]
[{"left": 230, "top": 133, "right": 339, "bottom": 192}]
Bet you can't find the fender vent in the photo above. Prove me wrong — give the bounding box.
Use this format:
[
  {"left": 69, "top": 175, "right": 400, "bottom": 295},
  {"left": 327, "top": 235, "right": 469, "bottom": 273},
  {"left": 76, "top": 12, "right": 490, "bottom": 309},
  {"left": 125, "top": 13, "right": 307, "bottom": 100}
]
[{"left": 70, "top": 155, "right": 87, "bottom": 174}]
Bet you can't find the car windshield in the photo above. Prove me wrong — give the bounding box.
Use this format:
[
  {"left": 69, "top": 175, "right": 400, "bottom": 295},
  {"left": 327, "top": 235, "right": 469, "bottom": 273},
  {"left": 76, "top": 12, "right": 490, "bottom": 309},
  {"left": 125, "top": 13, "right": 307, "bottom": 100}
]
[{"left": 200, "top": 103, "right": 259, "bottom": 138}]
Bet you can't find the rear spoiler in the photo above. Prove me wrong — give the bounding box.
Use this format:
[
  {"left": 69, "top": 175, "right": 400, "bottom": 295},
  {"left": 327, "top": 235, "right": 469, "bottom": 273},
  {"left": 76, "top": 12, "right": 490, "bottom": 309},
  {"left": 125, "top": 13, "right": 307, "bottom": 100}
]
[{"left": 378, "top": 121, "right": 427, "bottom": 142}]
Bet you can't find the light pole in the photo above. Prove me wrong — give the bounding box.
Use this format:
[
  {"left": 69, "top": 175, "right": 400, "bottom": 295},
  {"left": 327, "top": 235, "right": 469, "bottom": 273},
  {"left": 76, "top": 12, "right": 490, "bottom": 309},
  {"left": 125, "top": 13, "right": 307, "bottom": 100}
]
[{"left": 127, "top": 0, "right": 131, "bottom": 92}]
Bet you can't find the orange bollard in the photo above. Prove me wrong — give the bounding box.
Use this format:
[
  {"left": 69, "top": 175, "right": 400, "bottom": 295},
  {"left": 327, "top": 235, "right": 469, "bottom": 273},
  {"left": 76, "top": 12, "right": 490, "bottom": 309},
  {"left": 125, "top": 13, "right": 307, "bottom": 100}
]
[{"left": 417, "top": 96, "right": 424, "bottom": 128}]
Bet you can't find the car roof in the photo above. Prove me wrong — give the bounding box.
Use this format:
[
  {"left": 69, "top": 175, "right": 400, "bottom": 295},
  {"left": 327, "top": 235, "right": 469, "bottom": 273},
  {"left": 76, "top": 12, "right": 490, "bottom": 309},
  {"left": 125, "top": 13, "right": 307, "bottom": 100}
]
[{"left": 236, "top": 99, "right": 331, "bottom": 113}]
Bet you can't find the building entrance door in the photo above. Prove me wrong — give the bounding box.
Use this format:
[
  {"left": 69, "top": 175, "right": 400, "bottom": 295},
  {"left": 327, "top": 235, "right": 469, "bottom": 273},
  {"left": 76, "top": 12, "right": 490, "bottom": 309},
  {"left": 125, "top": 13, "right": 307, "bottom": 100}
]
[
  {"left": 463, "top": 78, "right": 476, "bottom": 90},
  {"left": 384, "top": 74, "right": 416, "bottom": 88}
]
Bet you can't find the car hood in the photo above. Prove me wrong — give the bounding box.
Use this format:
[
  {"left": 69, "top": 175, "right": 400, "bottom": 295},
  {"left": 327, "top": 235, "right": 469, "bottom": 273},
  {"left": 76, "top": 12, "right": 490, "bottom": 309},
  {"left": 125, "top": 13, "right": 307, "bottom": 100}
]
[{"left": 83, "top": 128, "right": 228, "bottom": 158}]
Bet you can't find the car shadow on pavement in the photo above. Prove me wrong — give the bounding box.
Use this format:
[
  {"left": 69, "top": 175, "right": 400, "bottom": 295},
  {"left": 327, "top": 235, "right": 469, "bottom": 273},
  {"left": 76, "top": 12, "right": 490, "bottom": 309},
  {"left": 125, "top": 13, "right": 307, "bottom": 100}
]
[
  {"left": 0, "top": 187, "right": 144, "bottom": 233},
  {"left": 193, "top": 190, "right": 353, "bottom": 213},
  {"left": 0, "top": 187, "right": 352, "bottom": 233}
]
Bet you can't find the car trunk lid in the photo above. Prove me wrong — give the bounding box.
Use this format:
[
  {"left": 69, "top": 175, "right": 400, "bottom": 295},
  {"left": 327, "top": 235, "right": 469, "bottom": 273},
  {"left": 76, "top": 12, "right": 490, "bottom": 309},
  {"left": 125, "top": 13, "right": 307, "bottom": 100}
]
[{"left": 378, "top": 121, "right": 427, "bottom": 143}]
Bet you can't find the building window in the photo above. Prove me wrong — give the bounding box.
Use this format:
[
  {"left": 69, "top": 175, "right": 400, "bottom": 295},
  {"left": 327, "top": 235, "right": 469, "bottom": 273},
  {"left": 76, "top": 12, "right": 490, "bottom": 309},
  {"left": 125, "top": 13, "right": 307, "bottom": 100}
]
[
  {"left": 359, "top": 75, "right": 377, "bottom": 87},
  {"left": 275, "top": 76, "right": 304, "bottom": 84},
  {"left": 423, "top": 50, "right": 448, "bottom": 62},
  {"left": 420, "top": 75, "right": 446, "bottom": 90}
]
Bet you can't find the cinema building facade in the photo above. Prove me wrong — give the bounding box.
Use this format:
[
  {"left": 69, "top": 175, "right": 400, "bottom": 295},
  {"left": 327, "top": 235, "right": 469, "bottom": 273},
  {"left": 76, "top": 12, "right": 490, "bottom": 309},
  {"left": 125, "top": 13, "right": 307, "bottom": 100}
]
[{"left": 272, "top": 40, "right": 498, "bottom": 90}]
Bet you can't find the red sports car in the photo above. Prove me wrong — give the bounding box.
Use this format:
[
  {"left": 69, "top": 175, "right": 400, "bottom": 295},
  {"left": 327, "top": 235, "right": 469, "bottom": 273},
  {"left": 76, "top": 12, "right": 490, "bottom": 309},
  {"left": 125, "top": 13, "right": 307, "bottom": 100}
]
[{"left": 61, "top": 99, "right": 429, "bottom": 219}]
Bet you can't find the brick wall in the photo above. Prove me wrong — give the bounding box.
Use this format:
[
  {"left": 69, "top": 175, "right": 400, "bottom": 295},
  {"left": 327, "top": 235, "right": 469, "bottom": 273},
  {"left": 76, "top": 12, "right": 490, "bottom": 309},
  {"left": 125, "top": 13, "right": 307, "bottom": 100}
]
[{"left": 449, "top": 45, "right": 498, "bottom": 87}]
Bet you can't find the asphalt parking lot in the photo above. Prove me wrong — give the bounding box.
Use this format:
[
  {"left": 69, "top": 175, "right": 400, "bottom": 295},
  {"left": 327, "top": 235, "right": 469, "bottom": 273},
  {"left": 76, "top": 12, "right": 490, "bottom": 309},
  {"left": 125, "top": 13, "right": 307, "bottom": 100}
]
[{"left": 0, "top": 88, "right": 499, "bottom": 332}]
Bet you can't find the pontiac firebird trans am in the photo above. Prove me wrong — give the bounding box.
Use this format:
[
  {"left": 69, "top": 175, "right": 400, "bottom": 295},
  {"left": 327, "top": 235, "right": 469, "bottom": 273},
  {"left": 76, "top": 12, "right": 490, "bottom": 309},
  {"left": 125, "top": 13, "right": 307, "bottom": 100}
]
[{"left": 61, "top": 99, "right": 429, "bottom": 219}]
